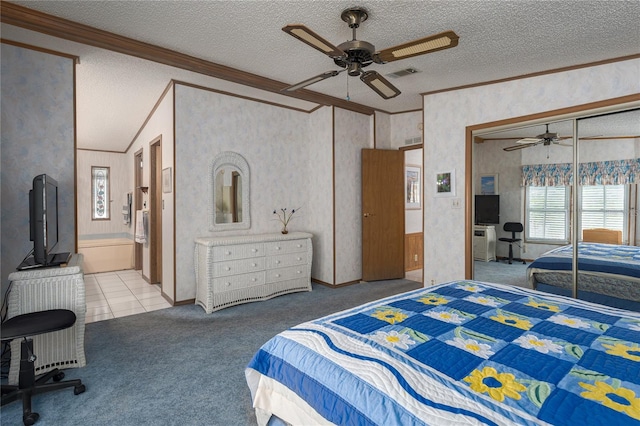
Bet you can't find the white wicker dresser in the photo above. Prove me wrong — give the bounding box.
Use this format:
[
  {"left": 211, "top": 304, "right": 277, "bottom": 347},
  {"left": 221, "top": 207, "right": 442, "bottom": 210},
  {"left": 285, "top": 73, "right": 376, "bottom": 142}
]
[
  {"left": 6, "top": 254, "right": 86, "bottom": 384},
  {"left": 195, "top": 232, "right": 312, "bottom": 313}
]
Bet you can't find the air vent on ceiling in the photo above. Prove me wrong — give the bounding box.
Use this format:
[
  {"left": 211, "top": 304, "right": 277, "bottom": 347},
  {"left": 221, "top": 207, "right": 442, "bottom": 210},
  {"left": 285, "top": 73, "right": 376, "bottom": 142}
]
[{"left": 387, "top": 68, "right": 421, "bottom": 78}]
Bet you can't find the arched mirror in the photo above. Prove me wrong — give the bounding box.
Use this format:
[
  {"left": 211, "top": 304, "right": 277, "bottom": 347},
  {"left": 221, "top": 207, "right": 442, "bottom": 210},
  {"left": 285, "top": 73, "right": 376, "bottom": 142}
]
[{"left": 210, "top": 151, "right": 250, "bottom": 231}]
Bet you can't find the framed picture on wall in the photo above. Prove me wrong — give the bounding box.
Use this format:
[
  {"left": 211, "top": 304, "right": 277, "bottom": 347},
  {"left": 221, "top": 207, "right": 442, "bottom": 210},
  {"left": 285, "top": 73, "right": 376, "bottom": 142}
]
[
  {"left": 480, "top": 174, "right": 498, "bottom": 195},
  {"left": 435, "top": 169, "right": 455, "bottom": 197},
  {"left": 405, "top": 165, "right": 421, "bottom": 209}
]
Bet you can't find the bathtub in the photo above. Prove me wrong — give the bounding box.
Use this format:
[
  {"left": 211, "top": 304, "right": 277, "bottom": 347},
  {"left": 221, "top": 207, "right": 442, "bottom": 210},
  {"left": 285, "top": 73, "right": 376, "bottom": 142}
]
[{"left": 78, "top": 238, "right": 134, "bottom": 274}]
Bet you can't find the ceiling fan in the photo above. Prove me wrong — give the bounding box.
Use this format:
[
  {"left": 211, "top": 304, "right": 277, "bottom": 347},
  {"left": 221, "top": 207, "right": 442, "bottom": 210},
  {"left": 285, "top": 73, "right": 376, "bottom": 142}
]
[
  {"left": 503, "top": 124, "right": 573, "bottom": 152},
  {"left": 281, "top": 7, "right": 459, "bottom": 99}
]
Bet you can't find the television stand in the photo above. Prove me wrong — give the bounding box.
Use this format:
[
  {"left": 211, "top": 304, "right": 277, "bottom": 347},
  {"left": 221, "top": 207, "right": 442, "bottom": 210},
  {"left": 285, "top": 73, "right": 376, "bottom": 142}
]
[
  {"left": 17, "top": 252, "right": 71, "bottom": 270},
  {"left": 473, "top": 225, "right": 496, "bottom": 262}
]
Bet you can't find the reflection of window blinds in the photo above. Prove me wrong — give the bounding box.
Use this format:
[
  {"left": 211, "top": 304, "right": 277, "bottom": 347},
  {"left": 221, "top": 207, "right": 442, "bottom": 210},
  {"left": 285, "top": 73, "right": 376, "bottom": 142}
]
[
  {"left": 527, "top": 186, "right": 568, "bottom": 240},
  {"left": 581, "top": 185, "right": 625, "bottom": 232}
]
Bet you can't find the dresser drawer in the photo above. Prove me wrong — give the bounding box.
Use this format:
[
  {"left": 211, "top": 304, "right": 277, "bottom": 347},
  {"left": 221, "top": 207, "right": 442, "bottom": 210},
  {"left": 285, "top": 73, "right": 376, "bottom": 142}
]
[
  {"left": 266, "top": 252, "right": 307, "bottom": 269},
  {"left": 266, "top": 265, "right": 308, "bottom": 283},
  {"left": 212, "top": 243, "right": 264, "bottom": 261},
  {"left": 213, "top": 272, "right": 265, "bottom": 292},
  {"left": 213, "top": 257, "right": 265, "bottom": 277},
  {"left": 265, "top": 239, "right": 308, "bottom": 256}
]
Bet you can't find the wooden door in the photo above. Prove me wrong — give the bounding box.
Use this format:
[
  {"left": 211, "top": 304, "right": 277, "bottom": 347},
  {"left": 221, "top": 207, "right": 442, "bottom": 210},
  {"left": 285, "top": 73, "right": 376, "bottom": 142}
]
[
  {"left": 362, "top": 149, "right": 405, "bottom": 281},
  {"left": 149, "top": 140, "right": 162, "bottom": 284},
  {"left": 134, "top": 150, "right": 143, "bottom": 271}
]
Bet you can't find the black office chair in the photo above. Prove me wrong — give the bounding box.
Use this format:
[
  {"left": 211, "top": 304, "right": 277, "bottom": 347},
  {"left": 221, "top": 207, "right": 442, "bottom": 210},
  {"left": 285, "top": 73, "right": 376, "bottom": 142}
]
[
  {"left": 498, "top": 222, "right": 526, "bottom": 264},
  {"left": 1, "top": 309, "right": 86, "bottom": 425}
]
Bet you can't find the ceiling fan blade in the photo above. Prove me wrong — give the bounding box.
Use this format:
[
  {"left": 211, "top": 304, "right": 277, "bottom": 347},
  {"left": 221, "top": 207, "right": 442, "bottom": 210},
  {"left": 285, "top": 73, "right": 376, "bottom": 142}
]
[
  {"left": 374, "top": 30, "right": 459, "bottom": 63},
  {"left": 516, "top": 137, "right": 542, "bottom": 144},
  {"left": 282, "top": 24, "right": 346, "bottom": 59},
  {"left": 281, "top": 69, "right": 344, "bottom": 92},
  {"left": 360, "top": 70, "right": 401, "bottom": 99},
  {"left": 504, "top": 144, "right": 535, "bottom": 152}
]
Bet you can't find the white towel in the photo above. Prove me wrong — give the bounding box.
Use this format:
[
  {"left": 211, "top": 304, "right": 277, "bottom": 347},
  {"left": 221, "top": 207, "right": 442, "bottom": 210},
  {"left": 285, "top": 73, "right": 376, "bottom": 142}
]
[{"left": 134, "top": 210, "right": 146, "bottom": 244}]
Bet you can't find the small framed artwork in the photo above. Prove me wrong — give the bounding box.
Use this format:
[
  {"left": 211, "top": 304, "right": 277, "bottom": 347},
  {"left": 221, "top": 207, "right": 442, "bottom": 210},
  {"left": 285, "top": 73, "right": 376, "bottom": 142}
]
[
  {"left": 480, "top": 174, "right": 499, "bottom": 195},
  {"left": 435, "top": 169, "right": 455, "bottom": 197},
  {"left": 162, "top": 167, "right": 172, "bottom": 193},
  {"left": 405, "top": 165, "right": 421, "bottom": 209}
]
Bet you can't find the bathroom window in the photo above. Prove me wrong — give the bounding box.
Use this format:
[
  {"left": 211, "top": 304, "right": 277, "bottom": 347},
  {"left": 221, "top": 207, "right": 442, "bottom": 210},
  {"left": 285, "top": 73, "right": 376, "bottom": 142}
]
[{"left": 92, "top": 166, "right": 110, "bottom": 220}]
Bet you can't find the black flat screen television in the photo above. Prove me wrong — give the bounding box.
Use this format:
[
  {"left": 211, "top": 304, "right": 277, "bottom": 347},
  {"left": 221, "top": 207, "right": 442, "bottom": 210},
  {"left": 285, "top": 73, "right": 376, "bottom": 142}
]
[
  {"left": 475, "top": 194, "right": 500, "bottom": 225},
  {"left": 18, "top": 174, "right": 69, "bottom": 269}
]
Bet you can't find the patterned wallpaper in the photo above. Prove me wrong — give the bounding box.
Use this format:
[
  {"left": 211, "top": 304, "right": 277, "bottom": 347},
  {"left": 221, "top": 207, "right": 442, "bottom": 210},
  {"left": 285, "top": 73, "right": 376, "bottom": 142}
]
[
  {"left": 423, "top": 58, "right": 640, "bottom": 285},
  {"left": 306, "top": 106, "right": 334, "bottom": 284},
  {"left": 391, "top": 110, "right": 422, "bottom": 147},
  {"left": 175, "top": 84, "right": 314, "bottom": 299},
  {"left": 334, "top": 107, "right": 373, "bottom": 284},
  {"left": 1, "top": 44, "right": 75, "bottom": 293}
]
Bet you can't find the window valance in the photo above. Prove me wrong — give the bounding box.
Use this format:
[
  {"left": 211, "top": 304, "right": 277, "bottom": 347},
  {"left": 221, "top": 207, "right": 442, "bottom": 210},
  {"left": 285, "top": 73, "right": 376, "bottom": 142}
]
[{"left": 522, "top": 158, "right": 640, "bottom": 186}]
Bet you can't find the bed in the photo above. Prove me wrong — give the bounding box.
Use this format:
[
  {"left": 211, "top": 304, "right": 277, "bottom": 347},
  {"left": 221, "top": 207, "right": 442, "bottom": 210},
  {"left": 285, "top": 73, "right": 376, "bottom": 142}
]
[
  {"left": 246, "top": 280, "right": 640, "bottom": 425},
  {"left": 527, "top": 243, "right": 640, "bottom": 308}
]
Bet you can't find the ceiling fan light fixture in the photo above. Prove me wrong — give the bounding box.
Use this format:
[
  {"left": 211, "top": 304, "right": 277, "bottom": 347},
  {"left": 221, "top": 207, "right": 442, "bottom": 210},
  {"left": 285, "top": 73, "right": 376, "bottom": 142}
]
[
  {"left": 360, "top": 71, "right": 401, "bottom": 99},
  {"left": 282, "top": 25, "right": 345, "bottom": 58}
]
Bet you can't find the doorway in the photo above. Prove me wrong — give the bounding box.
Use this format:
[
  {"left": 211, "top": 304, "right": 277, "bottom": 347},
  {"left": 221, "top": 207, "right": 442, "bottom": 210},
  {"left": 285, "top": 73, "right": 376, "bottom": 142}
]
[
  {"left": 401, "top": 145, "right": 423, "bottom": 283},
  {"left": 149, "top": 137, "right": 162, "bottom": 285},
  {"left": 134, "top": 149, "right": 143, "bottom": 271}
]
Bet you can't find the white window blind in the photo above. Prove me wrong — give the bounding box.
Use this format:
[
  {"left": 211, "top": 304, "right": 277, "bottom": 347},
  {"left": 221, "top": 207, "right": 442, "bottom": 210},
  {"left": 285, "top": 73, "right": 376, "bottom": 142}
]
[
  {"left": 526, "top": 186, "right": 569, "bottom": 241},
  {"left": 580, "top": 185, "right": 625, "bottom": 235}
]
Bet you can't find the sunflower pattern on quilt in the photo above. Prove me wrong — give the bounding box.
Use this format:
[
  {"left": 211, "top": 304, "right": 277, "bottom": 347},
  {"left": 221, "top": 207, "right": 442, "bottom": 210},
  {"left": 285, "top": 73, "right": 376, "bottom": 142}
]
[{"left": 329, "top": 282, "right": 640, "bottom": 424}]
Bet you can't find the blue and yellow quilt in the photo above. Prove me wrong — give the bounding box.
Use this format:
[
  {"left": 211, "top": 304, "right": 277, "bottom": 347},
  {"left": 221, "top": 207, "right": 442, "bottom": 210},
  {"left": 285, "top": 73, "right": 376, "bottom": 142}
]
[{"left": 247, "top": 281, "right": 640, "bottom": 425}]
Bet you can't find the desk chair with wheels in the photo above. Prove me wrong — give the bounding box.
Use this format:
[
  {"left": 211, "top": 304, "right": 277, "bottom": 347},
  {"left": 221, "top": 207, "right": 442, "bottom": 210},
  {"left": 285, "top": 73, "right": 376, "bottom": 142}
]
[
  {"left": 498, "top": 222, "right": 526, "bottom": 264},
  {"left": 1, "top": 309, "right": 86, "bottom": 426}
]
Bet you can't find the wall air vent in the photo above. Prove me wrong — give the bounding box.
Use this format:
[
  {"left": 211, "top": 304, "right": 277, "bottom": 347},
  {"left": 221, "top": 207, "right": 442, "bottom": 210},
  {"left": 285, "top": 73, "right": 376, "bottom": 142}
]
[
  {"left": 404, "top": 136, "right": 422, "bottom": 145},
  {"left": 387, "top": 68, "right": 421, "bottom": 78}
]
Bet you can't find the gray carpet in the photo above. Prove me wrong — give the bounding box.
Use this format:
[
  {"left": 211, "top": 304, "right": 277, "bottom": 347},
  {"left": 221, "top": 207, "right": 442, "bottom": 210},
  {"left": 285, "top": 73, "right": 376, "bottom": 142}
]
[
  {"left": 473, "top": 259, "right": 529, "bottom": 288},
  {"left": 1, "top": 279, "right": 422, "bottom": 425}
]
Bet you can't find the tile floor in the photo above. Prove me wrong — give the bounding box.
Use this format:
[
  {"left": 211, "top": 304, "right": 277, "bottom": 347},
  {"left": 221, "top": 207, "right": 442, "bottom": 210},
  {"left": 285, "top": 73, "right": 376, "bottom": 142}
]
[{"left": 84, "top": 269, "right": 172, "bottom": 324}]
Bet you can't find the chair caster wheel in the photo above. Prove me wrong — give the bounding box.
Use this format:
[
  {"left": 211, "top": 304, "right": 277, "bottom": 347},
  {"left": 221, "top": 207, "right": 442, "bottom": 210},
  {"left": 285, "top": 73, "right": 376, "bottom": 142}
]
[
  {"left": 74, "top": 384, "right": 86, "bottom": 395},
  {"left": 23, "top": 412, "right": 39, "bottom": 425},
  {"left": 53, "top": 371, "right": 65, "bottom": 381}
]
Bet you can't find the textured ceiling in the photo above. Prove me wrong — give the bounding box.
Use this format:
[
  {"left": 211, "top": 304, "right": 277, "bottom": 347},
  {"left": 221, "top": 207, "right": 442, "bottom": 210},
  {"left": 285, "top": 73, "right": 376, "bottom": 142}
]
[{"left": 2, "top": 0, "right": 639, "bottom": 151}]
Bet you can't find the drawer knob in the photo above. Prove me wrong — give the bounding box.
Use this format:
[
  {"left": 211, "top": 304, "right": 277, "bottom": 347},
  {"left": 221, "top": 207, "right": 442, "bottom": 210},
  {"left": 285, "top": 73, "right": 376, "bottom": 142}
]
[
  {"left": 225, "top": 282, "right": 231, "bottom": 287},
  {"left": 275, "top": 274, "right": 280, "bottom": 278},
  {"left": 225, "top": 251, "right": 231, "bottom": 255},
  {"left": 224, "top": 267, "right": 231, "bottom": 271},
  {"left": 296, "top": 244, "right": 302, "bottom": 248},
  {"left": 251, "top": 248, "right": 257, "bottom": 253},
  {"left": 251, "top": 278, "right": 257, "bottom": 282},
  {"left": 297, "top": 270, "right": 301, "bottom": 274},
  {"left": 252, "top": 263, "right": 257, "bottom": 267},
  {"left": 296, "top": 257, "right": 302, "bottom": 261},
  {"left": 275, "top": 260, "right": 280, "bottom": 264},
  {"left": 275, "top": 246, "right": 281, "bottom": 250}
]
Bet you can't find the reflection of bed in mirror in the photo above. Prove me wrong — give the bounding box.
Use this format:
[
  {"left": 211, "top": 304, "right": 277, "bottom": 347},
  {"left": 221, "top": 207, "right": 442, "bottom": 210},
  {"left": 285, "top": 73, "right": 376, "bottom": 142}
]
[
  {"left": 246, "top": 280, "right": 640, "bottom": 425},
  {"left": 527, "top": 242, "right": 640, "bottom": 311}
]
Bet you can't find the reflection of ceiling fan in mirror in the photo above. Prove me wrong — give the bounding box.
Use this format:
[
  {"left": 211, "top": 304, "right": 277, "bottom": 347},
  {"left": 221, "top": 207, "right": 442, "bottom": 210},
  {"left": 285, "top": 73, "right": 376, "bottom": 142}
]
[
  {"left": 281, "top": 7, "right": 459, "bottom": 99},
  {"left": 503, "top": 124, "right": 573, "bottom": 152}
]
